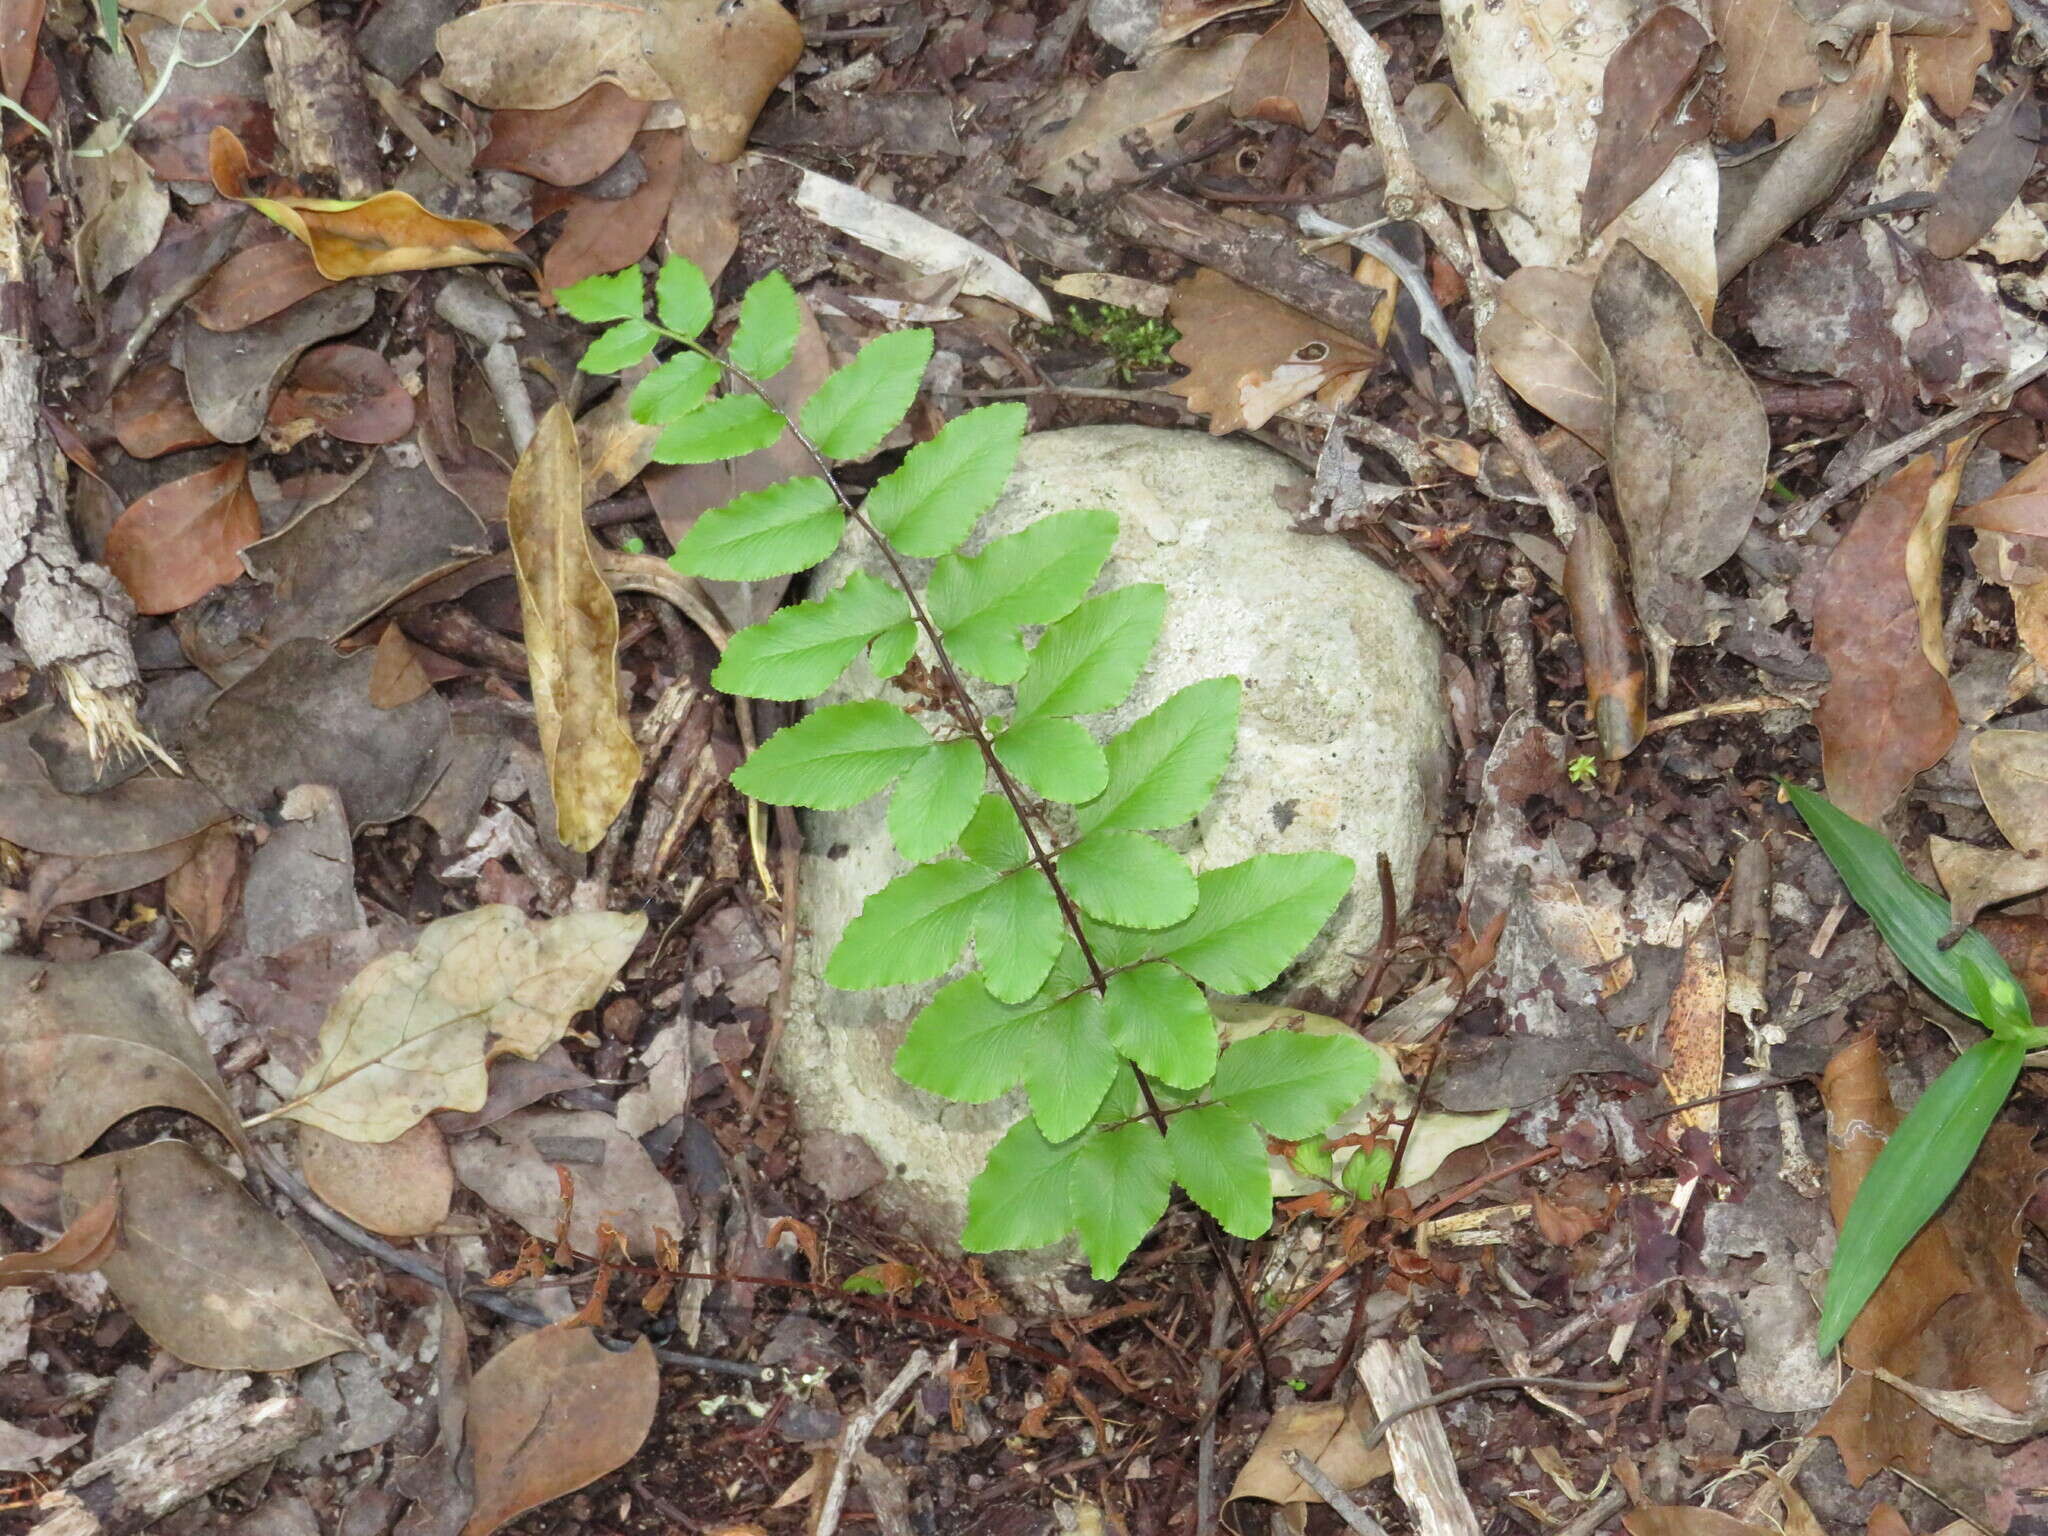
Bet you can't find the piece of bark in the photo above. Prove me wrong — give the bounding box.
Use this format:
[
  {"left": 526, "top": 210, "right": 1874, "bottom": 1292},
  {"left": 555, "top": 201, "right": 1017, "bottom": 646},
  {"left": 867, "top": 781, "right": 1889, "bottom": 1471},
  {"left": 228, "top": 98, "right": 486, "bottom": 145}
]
[
  {"left": 1355, "top": 1340, "right": 1483, "bottom": 1536},
  {"left": 1107, "top": 187, "right": 1386, "bottom": 350},
  {"left": 30, "top": 1374, "right": 318, "bottom": 1536},
  {"left": 265, "top": 12, "right": 382, "bottom": 199},
  {"left": 0, "top": 145, "right": 157, "bottom": 765}
]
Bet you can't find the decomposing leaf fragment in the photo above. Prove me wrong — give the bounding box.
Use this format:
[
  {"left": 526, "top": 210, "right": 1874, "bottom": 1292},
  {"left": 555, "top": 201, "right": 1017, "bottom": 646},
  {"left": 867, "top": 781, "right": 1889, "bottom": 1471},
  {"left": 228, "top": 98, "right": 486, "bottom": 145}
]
[
  {"left": 449, "top": 1107, "right": 683, "bottom": 1258},
  {"left": 1166, "top": 268, "right": 1377, "bottom": 434},
  {"left": 266, "top": 905, "right": 645, "bottom": 1142},
  {"left": 464, "top": 1325, "right": 659, "bottom": 1536},
  {"left": 104, "top": 452, "right": 262, "bottom": 617},
  {"left": 0, "top": 1186, "right": 118, "bottom": 1285},
  {"left": 507, "top": 403, "right": 641, "bottom": 851},
  {"left": 267, "top": 344, "right": 416, "bottom": 446},
  {"left": 1230, "top": 0, "right": 1329, "bottom": 132},
  {"left": 1895, "top": 0, "right": 2009, "bottom": 117},
  {"left": 1226, "top": 1395, "right": 1392, "bottom": 1508},
  {"left": 110, "top": 364, "right": 216, "bottom": 460},
  {"left": 1582, "top": 8, "right": 1712, "bottom": 240},
  {"left": 1931, "top": 835, "right": 2048, "bottom": 927},
  {"left": 475, "top": 83, "right": 650, "bottom": 187}
]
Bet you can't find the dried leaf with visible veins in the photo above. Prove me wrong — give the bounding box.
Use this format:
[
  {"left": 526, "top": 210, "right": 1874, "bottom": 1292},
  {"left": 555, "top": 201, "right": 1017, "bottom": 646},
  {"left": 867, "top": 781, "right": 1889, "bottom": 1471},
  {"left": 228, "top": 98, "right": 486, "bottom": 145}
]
[
  {"left": 1226, "top": 1396, "right": 1391, "bottom": 1507},
  {"left": 1166, "top": 267, "right": 1378, "bottom": 435},
  {"left": 188, "top": 239, "right": 335, "bottom": 332},
  {"left": 1930, "top": 834, "right": 2048, "bottom": 927},
  {"left": 268, "top": 344, "right": 416, "bottom": 447},
  {"left": 0, "top": 1186, "right": 117, "bottom": 1285},
  {"left": 1972, "top": 730, "right": 2048, "bottom": 856},
  {"left": 1707, "top": 0, "right": 1824, "bottom": 138},
  {"left": 1027, "top": 36, "right": 1257, "bottom": 197},
  {"left": 265, "top": 904, "right": 646, "bottom": 1142},
  {"left": 1895, "top": 0, "right": 2009, "bottom": 116},
  {"left": 1230, "top": 0, "right": 1329, "bottom": 132},
  {"left": 435, "top": 0, "right": 669, "bottom": 109},
  {"left": 638, "top": 0, "right": 802, "bottom": 163},
  {"left": 1481, "top": 266, "right": 1606, "bottom": 453},
  {"left": 1582, "top": 8, "right": 1712, "bottom": 240},
  {"left": 110, "top": 363, "right": 216, "bottom": 460},
  {"left": 1659, "top": 919, "right": 1725, "bottom": 1148}
]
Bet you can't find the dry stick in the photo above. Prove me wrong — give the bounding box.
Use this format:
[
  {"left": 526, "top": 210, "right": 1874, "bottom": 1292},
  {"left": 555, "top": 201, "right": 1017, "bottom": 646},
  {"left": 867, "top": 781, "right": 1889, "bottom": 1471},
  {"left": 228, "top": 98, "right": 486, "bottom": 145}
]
[
  {"left": 1296, "top": 209, "right": 1476, "bottom": 413},
  {"left": 1281, "top": 1449, "right": 1395, "bottom": 1536},
  {"left": 816, "top": 1349, "right": 935, "bottom": 1536},
  {"left": 1299, "top": 0, "right": 1580, "bottom": 545},
  {"left": 1361, "top": 1374, "right": 1629, "bottom": 1450},
  {"left": 1356, "top": 1339, "right": 1484, "bottom": 1536}
]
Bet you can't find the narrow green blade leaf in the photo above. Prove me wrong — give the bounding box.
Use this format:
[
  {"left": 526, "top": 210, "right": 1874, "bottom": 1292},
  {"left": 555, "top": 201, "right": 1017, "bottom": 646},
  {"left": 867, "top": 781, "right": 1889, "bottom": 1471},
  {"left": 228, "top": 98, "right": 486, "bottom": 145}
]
[
  {"left": 555, "top": 267, "right": 641, "bottom": 324},
  {"left": 929, "top": 509, "right": 1120, "bottom": 684},
  {"left": 800, "top": 328, "right": 934, "bottom": 460},
  {"left": 1079, "top": 677, "right": 1241, "bottom": 835},
  {"left": 729, "top": 271, "right": 801, "bottom": 380},
  {"left": 1015, "top": 584, "right": 1166, "bottom": 724},
  {"left": 712, "top": 571, "right": 910, "bottom": 701},
  {"left": 1023, "top": 993, "right": 1119, "bottom": 1142},
  {"left": 889, "top": 736, "right": 984, "bottom": 862},
  {"left": 973, "top": 868, "right": 1065, "bottom": 1003},
  {"left": 1166, "top": 1103, "right": 1270, "bottom": 1240},
  {"left": 827, "top": 859, "right": 999, "bottom": 989},
  {"left": 1071, "top": 1123, "right": 1173, "bottom": 1279},
  {"left": 629, "top": 352, "right": 721, "bottom": 425},
  {"left": 1154, "top": 852, "right": 1356, "bottom": 993},
  {"left": 654, "top": 255, "right": 712, "bottom": 339},
  {"left": 959, "top": 794, "right": 1030, "bottom": 870},
  {"left": 992, "top": 715, "right": 1108, "bottom": 804},
  {"left": 671, "top": 477, "right": 843, "bottom": 582},
  {"left": 1059, "top": 830, "right": 1196, "bottom": 929},
  {"left": 1105, "top": 963, "right": 1216, "bottom": 1089},
  {"left": 1817, "top": 1036, "right": 2025, "bottom": 1356},
  {"left": 730, "top": 701, "right": 930, "bottom": 809},
  {"left": 864, "top": 403, "right": 1027, "bottom": 557},
  {"left": 1213, "top": 1031, "right": 1380, "bottom": 1139},
  {"left": 963, "top": 1116, "right": 1081, "bottom": 1253},
  {"left": 894, "top": 974, "right": 1031, "bottom": 1102},
  {"left": 578, "top": 318, "right": 657, "bottom": 374},
  {"left": 650, "top": 393, "right": 784, "bottom": 465},
  {"left": 868, "top": 620, "right": 918, "bottom": 679},
  {"left": 1785, "top": 783, "right": 2032, "bottom": 1035}
]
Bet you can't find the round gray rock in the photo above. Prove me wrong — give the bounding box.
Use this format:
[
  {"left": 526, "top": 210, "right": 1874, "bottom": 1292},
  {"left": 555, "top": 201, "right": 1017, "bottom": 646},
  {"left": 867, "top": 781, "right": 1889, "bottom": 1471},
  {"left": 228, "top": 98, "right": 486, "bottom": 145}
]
[{"left": 781, "top": 426, "right": 1447, "bottom": 1258}]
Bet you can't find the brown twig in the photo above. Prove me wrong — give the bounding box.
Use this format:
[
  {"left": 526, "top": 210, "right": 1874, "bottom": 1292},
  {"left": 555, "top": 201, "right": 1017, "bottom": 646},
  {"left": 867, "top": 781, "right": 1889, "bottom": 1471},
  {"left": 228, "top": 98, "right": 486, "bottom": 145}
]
[{"left": 1361, "top": 1374, "right": 1629, "bottom": 1450}]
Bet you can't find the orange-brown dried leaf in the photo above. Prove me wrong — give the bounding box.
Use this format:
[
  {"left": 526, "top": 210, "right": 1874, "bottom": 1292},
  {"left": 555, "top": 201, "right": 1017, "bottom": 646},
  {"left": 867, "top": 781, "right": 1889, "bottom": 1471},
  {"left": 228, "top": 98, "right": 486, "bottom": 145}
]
[
  {"left": 189, "top": 239, "right": 336, "bottom": 332},
  {"left": 1230, "top": 0, "right": 1329, "bottom": 132},
  {"left": 105, "top": 452, "right": 261, "bottom": 616},
  {"left": 475, "top": 83, "right": 649, "bottom": 187},
  {"left": 1624, "top": 1512, "right": 1773, "bottom": 1536},
  {"left": 1166, "top": 267, "right": 1377, "bottom": 435},
  {"left": 1481, "top": 266, "right": 1606, "bottom": 453},
  {"left": 1660, "top": 918, "right": 1726, "bottom": 1146},
  {"left": 268, "top": 343, "right": 415, "bottom": 446},
  {"left": 1896, "top": 0, "right": 2010, "bottom": 117},
  {"left": 368, "top": 622, "right": 433, "bottom": 709},
  {"left": 110, "top": 363, "right": 216, "bottom": 460},
  {"left": 1563, "top": 513, "right": 1646, "bottom": 759},
  {"left": 164, "top": 823, "right": 241, "bottom": 955},
  {"left": 638, "top": 0, "right": 803, "bottom": 163},
  {"left": 1957, "top": 446, "right": 2048, "bottom": 537},
  {"left": 1707, "top": 0, "right": 1825, "bottom": 138},
  {"left": 0, "top": 1184, "right": 118, "bottom": 1285},
  {"left": 542, "top": 130, "right": 687, "bottom": 294}
]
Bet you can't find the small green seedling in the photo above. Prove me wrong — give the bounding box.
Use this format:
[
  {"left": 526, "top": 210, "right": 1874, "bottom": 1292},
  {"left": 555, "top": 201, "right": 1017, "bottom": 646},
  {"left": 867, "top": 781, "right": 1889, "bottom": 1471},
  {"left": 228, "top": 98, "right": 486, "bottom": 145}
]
[
  {"left": 1785, "top": 783, "right": 2047, "bottom": 1356},
  {"left": 559, "top": 257, "right": 1376, "bottom": 1280},
  {"left": 1568, "top": 754, "right": 1598, "bottom": 786}
]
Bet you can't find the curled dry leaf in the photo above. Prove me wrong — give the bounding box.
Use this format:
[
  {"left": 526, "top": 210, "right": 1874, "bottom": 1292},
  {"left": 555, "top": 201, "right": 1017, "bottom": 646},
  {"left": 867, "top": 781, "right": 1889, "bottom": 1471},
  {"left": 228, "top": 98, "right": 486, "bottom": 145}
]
[
  {"left": 1926, "top": 78, "right": 2038, "bottom": 260},
  {"left": 209, "top": 128, "right": 528, "bottom": 280},
  {"left": 475, "top": 83, "right": 651, "bottom": 187},
  {"left": 1592, "top": 241, "right": 1769, "bottom": 696},
  {"left": 73, "top": 124, "right": 171, "bottom": 294},
  {"left": 1166, "top": 267, "right": 1378, "bottom": 435},
  {"left": 298, "top": 1120, "right": 455, "bottom": 1238},
  {"left": 105, "top": 452, "right": 262, "bottom": 617},
  {"left": 63, "top": 1141, "right": 361, "bottom": 1371},
  {"left": 183, "top": 282, "right": 380, "bottom": 446},
  {"left": 0, "top": 950, "right": 244, "bottom": 1165},
  {"left": 1402, "top": 83, "right": 1514, "bottom": 211},
  {"left": 189, "top": 240, "right": 335, "bottom": 333},
  {"left": 1480, "top": 266, "right": 1605, "bottom": 453},
  {"left": 267, "top": 343, "right": 416, "bottom": 446},
  {"left": 1230, "top": 0, "right": 1330, "bottom": 132},
  {"left": 508, "top": 404, "right": 641, "bottom": 851},
  {"left": 1563, "top": 513, "right": 1646, "bottom": 760},
  {"left": 464, "top": 1325, "right": 659, "bottom": 1536},
  {"left": 110, "top": 363, "right": 217, "bottom": 460},
  {"left": 265, "top": 904, "right": 647, "bottom": 1142},
  {"left": 1581, "top": 7, "right": 1713, "bottom": 241},
  {"left": 1810, "top": 445, "right": 1968, "bottom": 823},
  {"left": 0, "top": 1186, "right": 118, "bottom": 1286},
  {"left": 1225, "top": 1395, "right": 1392, "bottom": 1508},
  {"left": 1027, "top": 36, "right": 1257, "bottom": 197}
]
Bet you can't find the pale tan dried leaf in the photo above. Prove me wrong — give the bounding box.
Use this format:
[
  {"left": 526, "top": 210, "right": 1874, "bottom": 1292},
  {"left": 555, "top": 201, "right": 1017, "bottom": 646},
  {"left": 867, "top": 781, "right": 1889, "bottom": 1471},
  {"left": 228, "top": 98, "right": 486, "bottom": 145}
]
[
  {"left": 1165, "top": 267, "right": 1376, "bottom": 434},
  {"left": 1895, "top": 0, "right": 2009, "bottom": 117},
  {"left": 1050, "top": 273, "right": 1174, "bottom": 315},
  {"left": 1230, "top": 0, "right": 1329, "bottom": 131},
  {"left": 1905, "top": 428, "right": 1986, "bottom": 676},
  {"left": 435, "top": 0, "right": 671, "bottom": 108},
  {"left": 0, "top": 1186, "right": 118, "bottom": 1286},
  {"left": 1624, "top": 1512, "right": 1772, "bottom": 1536},
  {"left": 1402, "top": 82, "right": 1513, "bottom": 211},
  {"left": 1480, "top": 266, "right": 1607, "bottom": 454},
  {"left": 163, "top": 823, "right": 242, "bottom": 955},
  {"left": 1972, "top": 730, "right": 2048, "bottom": 858},
  {"left": 299, "top": 1119, "right": 455, "bottom": 1238},
  {"left": 640, "top": 0, "right": 802, "bottom": 162},
  {"left": 508, "top": 404, "right": 641, "bottom": 850},
  {"left": 1028, "top": 36, "right": 1257, "bottom": 197},
  {"left": 74, "top": 123, "right": 170, "bottom": 294},
  {"left": 268, "top": 904, "right": 646, "bottom": 1142},
  {"left": 1226, "top": 1395, "right": 1392, "bottom": 1507},
  {"left": 368, "top": 622, "right": 434, "bottom": 709},
  {"left": 465, "top": 1326, "right": 660, "bottom": 1536},
  {"left": 449, "top": 1107, "right": 683, "bottom": 1258},
  {"left": 1871, "top": 1365, "right": 2048, "bottom": 1443},
  {"left": 1930, "top": 835, "right": 2048, "bottom": 926}
]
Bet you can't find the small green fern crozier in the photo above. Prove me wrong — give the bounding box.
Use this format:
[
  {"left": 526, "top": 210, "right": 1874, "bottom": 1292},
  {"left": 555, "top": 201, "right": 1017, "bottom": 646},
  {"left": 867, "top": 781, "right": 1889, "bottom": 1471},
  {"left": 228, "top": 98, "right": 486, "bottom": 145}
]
[{"left": 559, "top": 257, "right": 1379, "bottom": 1280}]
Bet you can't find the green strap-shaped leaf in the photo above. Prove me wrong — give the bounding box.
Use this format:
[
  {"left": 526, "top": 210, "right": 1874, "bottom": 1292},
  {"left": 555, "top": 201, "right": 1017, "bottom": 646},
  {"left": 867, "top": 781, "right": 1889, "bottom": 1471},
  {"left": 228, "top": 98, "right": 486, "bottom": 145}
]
[
  {"left": 800, "top": 328, "right": 934, "bottom": 460},
  {"left": 730, "top": 701, "right": 930, "bottom": 809},
  {"left": 1023, "top": 993, "right": 1120, "bottom": 1142},
  {"left": 963, "top": 1116, "right": 1081, "bottom": 1253},
  {"left": 578, "top": 319, "right": 657, "bottom": 374},
  {"left": 973, "top": 869, "right": 1065, "bottom": 1003},
  {"left": 826, "top": 859, "right": 999, "bottom": 989},
  {"left": 1079, "top": 677, "right": 1241, "bottom": 834},
  {"left": 1166, "top": 1103, "right": 1270, "bottom": 1239},
  {"left": 1154, "top": 852, "right": 1356, "bottom": 993},
  {"left": 651, "top": 393, "right": 784, "bottom": 465},
  {"left": 629, "top": 352, "right": 721, "bottom": 425},
  {"left": 863, "top": 403, "right": 1028, "bottom": 557},
  {"left": 1785, "top": 783, "right": 2035, "bottom": 1038},
  {"left": 1072, "top": 1122, "right": 1173, "bottom": 1279},
  {"left": 895, "top": 975, "right": 1032, "bottom": 1102},
  {"left": 1817, "top": 1036, "right": 2025, "bottom": 1356},
  {"left": 555, "top": 267, "right": 641, "bottom": 324},
  {"left": 712, "top": 572, "right": 910, "bottom": 701},
  {"left": 654, "top": 255, "right": 712, "bottom": 339},
  {"left": 959, "top": 793, "right": 1030, "bottom": 869},
  {"left": 868, "top": 620, "right": 918, "bottom": 679},
  {"left": 1105, "top": 963, "right": 1216, "bottom": 1089},
  {"left": 888, "top": 736, "right": 984, "bottom": 863},
  {"left": 729, "top": 271, "right": 802, "bottom": 380},
  {"left": 1015, "top": 584, "right": 1166, "bottom": 724},
  {"left": 928, "top": 509, "right": 1119, "bottom": 684},
  {"left": 992, "top": 715, "right": 1108, "bottom": 805},
  {"left": 671, "top": 477, "right": 843, "bottom": 582},
  {"left": 1213, "top": 1031, "right": 1380, "bottom": 1140},
  {"left": 1059, "top": 830, "right": 1196, "bottom": 930}
]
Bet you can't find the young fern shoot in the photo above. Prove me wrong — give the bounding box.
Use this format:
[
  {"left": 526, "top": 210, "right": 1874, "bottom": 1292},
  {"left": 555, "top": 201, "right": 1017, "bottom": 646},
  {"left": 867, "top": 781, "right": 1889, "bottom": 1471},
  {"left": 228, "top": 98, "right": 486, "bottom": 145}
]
[{"left": 559, "top": 257, "right": 1380, "bottom": 1285}]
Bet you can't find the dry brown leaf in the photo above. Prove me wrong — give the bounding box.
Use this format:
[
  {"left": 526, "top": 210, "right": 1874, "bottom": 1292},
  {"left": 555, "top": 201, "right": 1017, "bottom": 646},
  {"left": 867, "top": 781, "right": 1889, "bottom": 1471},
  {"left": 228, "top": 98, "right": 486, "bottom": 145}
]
[
  {"left": 464, "top": 1325, "right": 659, "bottom": 1536},
  {"left": 508, "top": 404, "right": 641, "bottom": 850},
  {"left": 62, "top": 1140, "right": 361, "bottom": 1371},
  {"left": 640, "top": 0, "right": 802, "bottom": 163},
  {"left": 1929, "top": 1122, "right": 2048, "bottom": 1412},
  {"left": 0, "top": 948, "right": 245, "bottom": 1164},
  {"left": 1401, "top": 82, "right": 1513, "bottom": 211},
  {"left": 475, "top": 83, "right": 650, "bottom": 186},
  {"left": 1027, "top": 36, "right": 1257, "bottom": 197},
  {"left": 1926, "top": 78, "right": 2037, "bottom": 259},
  {"left": 188, "top": 239, "right": 336, "bottom": 333},
  {"left": 1225, "top": 1395, "right": 1392, "bottom": 1507},
  {"left": 1958, "top": 449, "right": 2048, "bottom": 536},
  {"left": 164, "top": 823, "right": 241, "bottom": 956},
  {"left": 1896, "top": 0, "right": 2009, "bottom": 116},
  {"left": 1930, "top": 834, "right": 2048, "bottom": 926},
  {"left": 1625, "top": 1512, "right": 1772, "bottom": 1536},
  {"left": 435, "top": 0, "right": 669, "bottom": 109},
  {"left": 449, "top": 1107, "right": 684, "bottom": 1258},
  {"left": 665, "top": 138, "right": 740, "bottom": 286},
  {"left": 263, "top": 905, "right": 645, "bottom": 1142},
  {"left": 1165, "top": 267, "right": 1377, "bottom": 434},
  {"left": 1155, "top": 0, "right": 1270, "bottom": 44},
  {"left": 1230, "top": 0, "right": 1329, "bottom": 132},
  {"left": 1811, "top": 446, "right": 1967, "bottom": 823},
  {"left": 124, "top": 0, "right": 314, "bottom": 21},
  {"left": 1971, "top": 730, "right": 2048, "bottom": 856},
  {"left": 1872, "top": 1365, "right": 2048, "bottom": 1443},
  {"left": 541, "top": 129, "right": 687, "bottom": 294},
  {"left": 1481, "top": 266, "right": 1606, "bottom": 453},
  {"left": 74, "top": 124, "right": 169, "bottom": 295},
  {"left": 1708, "top": 0, "right": 1825, "bottom": 138},
  {"left": 1582, "top": 7, "right": 1712, "bottom": 241},
  {"left": 267, "top": 343, "right": 416, "bottom": 446},
  {"left": 104, "top": 452, "right": 262, "bottom": 617},
  {"left": 20, "top": 839, "right": 203, "bottom": 942},
  {"left": 1563, "top": 513, "right": 1646, "bottom": 760},
  {"left": 0, "top": 0, "right": 40, "bottom": 103},
  {"left": 368, "top": 621, "right": 434, "bottom": 709},
  {"left": 209, "top": 127, "right": 528, "bottom": 280},
  {"left": 299, "top": 1119, "right": 455, "bottom": 1238},
  {"left": 0, "top": 1187, "right": 118, "bottom": 1286},
  {"left": 109, "top": 363, "right": 217, "bottom": 460}
]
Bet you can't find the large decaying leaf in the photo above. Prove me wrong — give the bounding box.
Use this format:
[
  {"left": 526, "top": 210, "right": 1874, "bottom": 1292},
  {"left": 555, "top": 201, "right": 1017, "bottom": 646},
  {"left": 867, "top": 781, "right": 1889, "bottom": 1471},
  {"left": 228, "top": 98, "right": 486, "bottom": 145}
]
[
  {"left": 0, "top": 951, "right": 244, "bottom": 1165},
  {"left": 298, "top": 1120, "right": 456, "bottom": 1239},
  {"left": 1166, "top": 268, "right": 1379, "bottom": 434},
  {"left": 1592, "top": 241, "right": 1768, "bottom": 696},
  {"left": 1706, "top": 0, "right": 1823, "bottom": 139},
  {"left": 508, "top": 404, "right": 642, "bottom": 850},
  {"left": 452, "top": 1107, "right": 684, "bottom": 1258},
  {"left": 464, "top": 1325, "right": 660, "bottom": 1536},
  {"left": 62, "top": 1141, "right": 361, "bottom": 1370},
  {"left": 1230, "top": 0, "right": 1329, "bottom": 131},
  {"left": 1926, "top": 78, "right": 2039, "bottom": 260},
  {"left": 263, "top": 905, "right": 646, "bottom": 1142}
]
